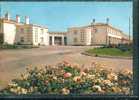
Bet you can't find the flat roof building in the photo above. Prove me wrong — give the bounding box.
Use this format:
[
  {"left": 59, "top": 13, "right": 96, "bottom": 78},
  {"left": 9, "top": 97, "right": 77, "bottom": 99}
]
[{"left": 67, "top": 22, "right": 130, "bottom": 46}]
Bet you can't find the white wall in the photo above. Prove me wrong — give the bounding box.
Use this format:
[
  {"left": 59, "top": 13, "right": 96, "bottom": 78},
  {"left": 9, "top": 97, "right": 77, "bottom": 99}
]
[
  {"left": 85, "top": 28, "right": 91, "bottom": 45},
  {"left": 32, "top": 26, "right": 49, "bottom": 46},
  {"left": 3, "top": 23, "right": 16, "bottom": 44},
  {"left": 67, "top": 27, "right": 92, "bottom": 45}
]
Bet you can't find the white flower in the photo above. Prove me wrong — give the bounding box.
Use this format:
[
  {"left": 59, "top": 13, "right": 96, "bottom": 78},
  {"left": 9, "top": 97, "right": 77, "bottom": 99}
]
[
  {"left": 8, "top": 83, "right": 18, "bottom": 87},
  {"left": 62, "top": 88, "right": 70, "bottom": 95},
  {"left": 87, "top": 74, "right": 95, "bottom": 79},
  {"left": 53, "top": 76, "right": 57, "bottom": 80},
  {"left": 21, "top": 88, "right": 27, "bottom": 94},
  {"left": 107, "top": 73, "right": 118, "bottom": 81},
  {"left": 80, "top": 71, "right": 87, "bottom": 76},
  {"left": 92, "top": 85, "right": 102, "bottom": 92},
  {"left": 10, "top": 88, "right": 17, "bottom": 93}
]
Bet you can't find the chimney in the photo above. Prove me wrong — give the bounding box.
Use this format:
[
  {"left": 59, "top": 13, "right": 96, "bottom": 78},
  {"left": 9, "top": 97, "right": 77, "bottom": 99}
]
[
  {"left": 25, "top": 16, "right": 29, "bottom": 24},
  {"left": 16, "top": 15, "right": 20, "bottom": 23},
  {"left": 5, "top": 12, "right": 10, "bottom": 20}
]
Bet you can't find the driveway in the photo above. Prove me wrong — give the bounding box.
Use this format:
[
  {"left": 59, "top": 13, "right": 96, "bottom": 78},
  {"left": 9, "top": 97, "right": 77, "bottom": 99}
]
[{"left": 0, "top": 46, "right": 132, "bottom": 90}]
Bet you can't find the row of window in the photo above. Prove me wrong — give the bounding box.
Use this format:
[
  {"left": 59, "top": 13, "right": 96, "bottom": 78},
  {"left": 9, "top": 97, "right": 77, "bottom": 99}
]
[
  {"left": 107, "top": 27, "right": 121, "bottom": 36},
  {"left": 34, "top": 28, "right": 45, "bottom": 43},
  {"left": 20, "top": 37, "right": 31, "bottom": 42},
  {"left": 17, "top": 28, "right": 31, "bottom": 33},
  {"left": 18, "top": 28, "right": 45, "bottom": 34},
  {"left": 35, "top": 28, "right": 44, "bottom": 34},
  {"left": 73, "top": 29, "right": 85, "bottom": 35},
  {"left": 80, "top": 33, "right": 85, "bottom": 42}
]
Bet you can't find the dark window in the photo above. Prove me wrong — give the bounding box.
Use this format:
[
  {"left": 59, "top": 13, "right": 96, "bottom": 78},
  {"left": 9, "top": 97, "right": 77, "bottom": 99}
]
[
  {"left": 0, "top": 34, "right": 4, "bottom": 44},
  {"left": 49, "top": 36, "right": 52, "bottom": 45},
  {"left": 64, "top": 37, "right": 67, "bottom": 45},
  {"left": 20, "top": 37, "right": 24, "bottom": 42}
]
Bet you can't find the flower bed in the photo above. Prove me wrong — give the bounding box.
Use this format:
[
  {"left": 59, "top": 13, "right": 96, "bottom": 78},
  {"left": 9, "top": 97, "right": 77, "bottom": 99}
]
[{"left": 0, "top": 61, "right": 133, "bottom": 95}]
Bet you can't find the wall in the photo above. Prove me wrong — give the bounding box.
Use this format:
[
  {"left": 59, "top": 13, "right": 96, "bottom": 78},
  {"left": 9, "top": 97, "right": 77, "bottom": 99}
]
[
  {"left": 67, "top": 27, "right": 91, "bottom": 45},
  {"left": 3, "top": 23, "right": 16, "bottom": 44},
  {"left": 92, "top": 25, "right": 107, "bottom": 45},
  {"left": 32, "top": 26, "right": 49, "bottom": 46}
]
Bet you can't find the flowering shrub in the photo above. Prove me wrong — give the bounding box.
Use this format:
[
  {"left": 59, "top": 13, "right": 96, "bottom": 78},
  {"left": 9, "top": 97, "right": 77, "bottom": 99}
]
[{"left": 0, "top": 61, "right": 133, "bottom": 95}]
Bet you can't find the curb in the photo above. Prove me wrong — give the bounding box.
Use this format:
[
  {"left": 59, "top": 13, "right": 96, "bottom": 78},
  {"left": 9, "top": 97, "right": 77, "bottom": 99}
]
[{"left": 81, "top": 52, "right": 132, "bottom": 60}]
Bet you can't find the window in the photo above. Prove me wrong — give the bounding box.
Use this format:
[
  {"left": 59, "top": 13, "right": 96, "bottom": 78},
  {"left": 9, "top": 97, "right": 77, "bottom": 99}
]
[
  {"left": 20, "top": 37, "right": 24, "bottom": 42},
  {"left": 80, "top": 32, "right": 85, "bottom": 42},
  {"left": 27, "top": 28, "right": 30, "bottom": 33},
  {"left": 35, "top": 28, "right": 38, "bottom": 42},
  {"left": 41, "top": 29, "right": 44, "bottom": 34},
  {"left": 40, "top": 37, "right": 44, "bottom": 43}
]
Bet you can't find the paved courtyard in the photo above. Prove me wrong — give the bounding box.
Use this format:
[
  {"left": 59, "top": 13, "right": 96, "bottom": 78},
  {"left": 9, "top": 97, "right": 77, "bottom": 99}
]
[{"left": 0, "top": 46, "right": 132, "bottom": 90}]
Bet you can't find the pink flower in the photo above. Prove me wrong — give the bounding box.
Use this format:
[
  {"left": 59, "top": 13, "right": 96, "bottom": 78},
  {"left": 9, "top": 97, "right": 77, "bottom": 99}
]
[{"left": 63, "top": 72, "right": 72, "bottom": 78}]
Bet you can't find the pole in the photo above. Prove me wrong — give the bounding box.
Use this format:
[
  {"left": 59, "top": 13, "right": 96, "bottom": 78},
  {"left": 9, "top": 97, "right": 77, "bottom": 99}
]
[
  {"left": 91, "top": 19, "right": 95, "bottom": 45},
  {"left": 129, "top": 17, "right": 131, "bottom": 44}
]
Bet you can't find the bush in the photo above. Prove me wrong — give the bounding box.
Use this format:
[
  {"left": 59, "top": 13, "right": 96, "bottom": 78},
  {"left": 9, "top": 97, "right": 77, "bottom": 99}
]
[
  {"left": 0, "top": 44, "right": 18, "bottom": 49},
  {"left": 0, "top": 44, "right": 39, "bottom": 50},
  {"left": 0, "top": 61, "right": 133, "bottom": 95},
  {"left": 117, "top": 44, "right": 133, "bottom": 52}
]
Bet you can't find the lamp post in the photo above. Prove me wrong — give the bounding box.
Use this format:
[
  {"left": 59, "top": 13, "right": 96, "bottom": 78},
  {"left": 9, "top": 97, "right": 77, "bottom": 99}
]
[
  {"left": 91, "top": 19, "right": 95, "bottom": 45},
  {"left": 106, "top": 17, "right": 110, "bottom": 46},
  {"left": 129, "top": 17, "right": 131, "bottom": 44}
]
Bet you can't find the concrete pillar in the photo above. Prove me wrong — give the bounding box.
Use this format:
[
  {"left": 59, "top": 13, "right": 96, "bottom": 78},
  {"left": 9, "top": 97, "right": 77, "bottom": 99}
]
[
  {"left": 62, "top": 36, "right": 65, "bottom": 45},
  {"left": 52, "top": 36, "right": 55, "bottom": 45}
]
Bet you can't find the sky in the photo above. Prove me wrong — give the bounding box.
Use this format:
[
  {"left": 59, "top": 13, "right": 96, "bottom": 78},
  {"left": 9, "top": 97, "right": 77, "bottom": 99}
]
[{"left": 0, "top": 1, "right": 133, "bottom": 35}]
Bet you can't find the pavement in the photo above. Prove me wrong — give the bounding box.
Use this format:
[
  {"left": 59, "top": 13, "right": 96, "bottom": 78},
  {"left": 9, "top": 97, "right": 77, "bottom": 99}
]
[{"left": 0, "top": 46, "right": 132, "bottom": 90}]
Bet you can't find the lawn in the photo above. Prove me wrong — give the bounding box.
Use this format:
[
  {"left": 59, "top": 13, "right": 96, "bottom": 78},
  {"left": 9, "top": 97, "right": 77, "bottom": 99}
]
[{"left": 86, "top": 47, "right": 132, "bottom": 57}]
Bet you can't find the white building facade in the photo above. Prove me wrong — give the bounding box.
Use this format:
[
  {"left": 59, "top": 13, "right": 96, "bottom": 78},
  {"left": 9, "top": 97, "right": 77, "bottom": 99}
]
[{"left": 0, "top": 13, "right": 49, "bottom": 46}]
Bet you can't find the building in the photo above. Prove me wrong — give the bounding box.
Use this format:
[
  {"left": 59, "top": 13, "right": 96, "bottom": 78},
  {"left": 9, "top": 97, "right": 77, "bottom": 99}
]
[
  {"left": 67, "top": 26, "right": 91, "bottom": 45},
  {"left": 0, "top": 12, "right": 130, "bottom": 46},
  {"left": 0, "top": 12, "right": 49, "bottom": 46},
  {"left": 49, "top": 32, "right": 67, "bottom": 45},
  {"left": 67, "top": 22, "right": 129, "bottom": 46}
]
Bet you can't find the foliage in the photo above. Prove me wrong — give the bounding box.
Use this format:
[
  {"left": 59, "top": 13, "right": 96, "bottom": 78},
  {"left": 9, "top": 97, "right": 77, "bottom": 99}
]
[
  {"left": 0, "top": 44, "right": 38, "bottom": 50},
  {"left": 0, "top": 61, "right": 133, "bottom": 95}
]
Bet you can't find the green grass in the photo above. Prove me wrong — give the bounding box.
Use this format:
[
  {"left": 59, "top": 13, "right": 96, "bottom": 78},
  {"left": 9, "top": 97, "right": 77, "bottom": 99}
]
[{"left": 86, "top": 48, "right": 132, "bottom": 57}]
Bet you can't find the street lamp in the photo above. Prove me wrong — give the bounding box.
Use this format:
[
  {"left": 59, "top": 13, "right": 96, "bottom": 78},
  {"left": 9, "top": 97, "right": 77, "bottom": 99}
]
[
  {"left": 129, "top": 17, "right": 131, "bottom": 44},
  {"left": 91, "top": 19, "right": 95, "bottom": 45}
]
